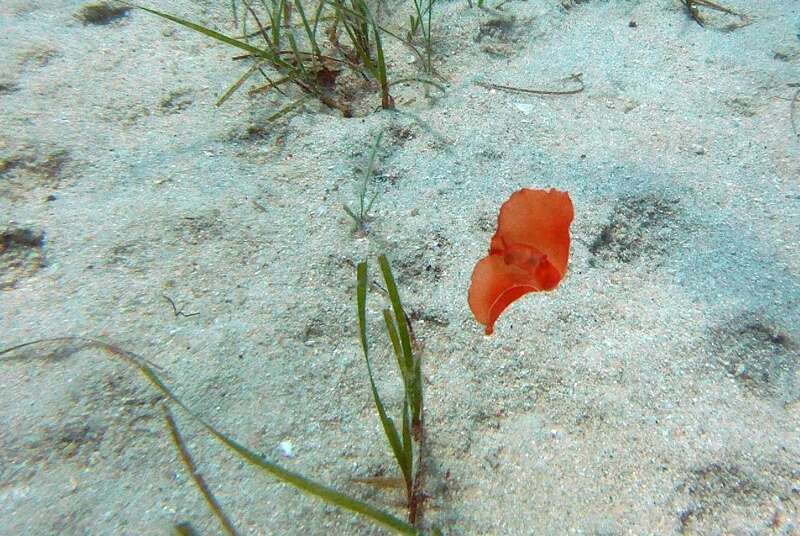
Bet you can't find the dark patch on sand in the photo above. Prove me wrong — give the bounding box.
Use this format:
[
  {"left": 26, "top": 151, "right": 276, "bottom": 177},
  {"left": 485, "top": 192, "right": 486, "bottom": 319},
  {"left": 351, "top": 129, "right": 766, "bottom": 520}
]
[
  {"left": 0, "top": 225, "right": 45, "bottom": 289},
  {"left": 709, "top": 315, "right": 798, "bottom": 403},
  {"left": 76, "top": 2, "right": 132, "bottom": 25},
  {"left": 589, "top": 195, "right": 680, "bottom": 267},
  {"left": 0, "top": 143, "right": 71, "bottom": 200},
  {"left": 673, "top": 459, "right": 797, "bottom": 532}
]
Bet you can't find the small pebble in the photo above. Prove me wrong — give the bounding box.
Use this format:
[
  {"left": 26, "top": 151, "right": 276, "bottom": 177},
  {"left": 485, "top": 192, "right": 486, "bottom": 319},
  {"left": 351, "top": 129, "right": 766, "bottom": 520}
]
[
  {"left": 513, "top": 102, "right": 533, "bottom": 115},
  {"left": 278, "top": 440, "right": 294, "bottom": 457}
]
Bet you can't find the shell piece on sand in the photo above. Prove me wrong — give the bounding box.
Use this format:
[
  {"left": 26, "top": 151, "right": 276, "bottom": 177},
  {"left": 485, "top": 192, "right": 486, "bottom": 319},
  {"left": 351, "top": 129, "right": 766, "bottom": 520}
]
[{"left": 468, "top": 188, "right": 574, "bottom": 335}]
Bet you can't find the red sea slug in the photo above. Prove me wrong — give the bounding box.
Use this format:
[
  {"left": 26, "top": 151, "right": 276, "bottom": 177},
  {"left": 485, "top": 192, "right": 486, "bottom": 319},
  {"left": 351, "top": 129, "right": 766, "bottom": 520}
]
[{"left": 468, "top": 188, "right": 574, "bottom": 335}]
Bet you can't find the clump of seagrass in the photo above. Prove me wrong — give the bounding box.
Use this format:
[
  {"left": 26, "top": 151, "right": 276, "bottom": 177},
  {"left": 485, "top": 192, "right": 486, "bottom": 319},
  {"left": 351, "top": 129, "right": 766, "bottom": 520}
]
[
  {"left": 356, "top": 255, "right": 430, "bottom": 525},
  {"left": 133, "top": 0, "right": 443, "bottom": 119},
  {"left": 1, "top": 256, "right": 438, "bottom": 535}
]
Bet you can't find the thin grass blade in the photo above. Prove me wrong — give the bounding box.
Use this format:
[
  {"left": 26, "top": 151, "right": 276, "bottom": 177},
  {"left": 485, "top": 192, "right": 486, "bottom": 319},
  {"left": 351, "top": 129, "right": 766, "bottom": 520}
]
[
  {"left": 371, "top": 16, "right": 391, "bottom": 109},
  {"left": 271, "top": 0, "right": 285, "bottom": 50},
  {"left": 411, "top": 0, "right": 424, "bottom": 37},
  {"left": 312, "top": 0, "right": 326, "bottom": 38},
  {"left": 217, "top": 60, "right": 266, "bottom": 106},
  {"left": 293, "top": 0, "right": 321, "bottom": 56},
  {"left": 241, "top": 0, "right": 276, "bottom": 49},
  {"left": 343, "top": 204, "right": 360, "bottom": 225},
  {"left": 248, "top": 73, "right": 295, "bottom": 97},
  {"left": 383, "top": 309, "right": 415, "bottom": 424},
  {"left": 164, "top": 408, "right": 239, "bottom": 536},
  {"left": 378, "top": 255, "right": 421, "bottom": 424},
  {"left": 425, "top": 0, "right": 433, "bottom": 72},
  {"left": 364, "top": 191, "right": 380, "bottom": 214},
  {"left": 382, "top": 309, "right": 403, "bottom": 372},
  {"left": 401, "top": 398, "right": 413, "bottom": 486},
  {"left": 286, "top": 32, "right": 309, "bottom": 78},
  {"left": 378, "top": 256, "right": 413, "bottom": 377},
  {"left": 352, "top": 476, "right": 406, "bottom": 489},
  {"left": 266, "top": 95, "right": 309, "bottom": 121},
  {"left": 134, "top": 5, "right": 282, "bottom": 64}
]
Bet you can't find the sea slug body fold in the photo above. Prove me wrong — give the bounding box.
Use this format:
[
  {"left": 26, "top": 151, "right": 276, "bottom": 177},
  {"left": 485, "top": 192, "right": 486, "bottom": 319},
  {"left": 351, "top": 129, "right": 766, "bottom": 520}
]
[{"left": 468, "top": 188, "right": 574, "bottom": 335}]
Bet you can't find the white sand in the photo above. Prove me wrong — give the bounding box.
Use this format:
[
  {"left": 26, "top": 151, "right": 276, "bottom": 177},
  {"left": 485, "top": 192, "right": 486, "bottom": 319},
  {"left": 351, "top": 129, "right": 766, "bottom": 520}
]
[{"left": 1, "top": 0, "right": 799, "bottom": 534}]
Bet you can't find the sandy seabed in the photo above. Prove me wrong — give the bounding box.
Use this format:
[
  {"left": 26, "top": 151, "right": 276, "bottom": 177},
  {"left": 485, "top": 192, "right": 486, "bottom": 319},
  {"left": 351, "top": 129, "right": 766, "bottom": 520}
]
[{"left": 1, "top": 0, "right": 799, "bottom": 534}]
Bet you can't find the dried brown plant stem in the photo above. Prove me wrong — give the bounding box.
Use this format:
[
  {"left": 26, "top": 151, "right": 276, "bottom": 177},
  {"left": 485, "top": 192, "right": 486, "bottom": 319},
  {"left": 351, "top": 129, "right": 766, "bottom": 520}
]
[{"left": 475, "top": 73, "right": 584, "bottom": 96}]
